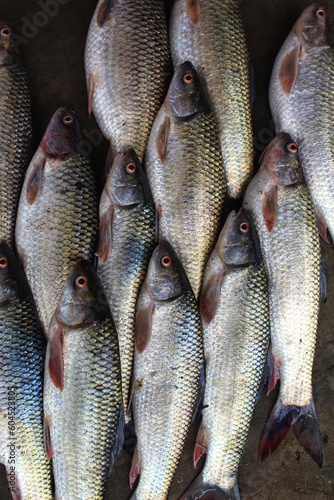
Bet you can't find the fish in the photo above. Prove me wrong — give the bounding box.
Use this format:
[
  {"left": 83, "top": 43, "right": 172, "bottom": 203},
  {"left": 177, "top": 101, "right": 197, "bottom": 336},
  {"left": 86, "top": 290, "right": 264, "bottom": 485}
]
[
  {"left": 97, "top": 147, "right": 156, "bottom": 422},
  {"left": 145, "top": 61, "right": 226, "bottom": 299},
  {"left": 15, "top": 107, "right": 98, "bottom": 338},
  {"left": 269, "top": 2, "right": 334, "bottom": 242},
  {"left": 130, "top": 240, "right": 203, "bottom": 500},
  {"left": 180, "top": 209, "right": 269, "bottom": 500},
  {"left": 169, "top": 0, "right": 253, "bottom": 200},
  {"left": 43, "top": 259, "right": 123, "bottom": 500},
  {"left": 0, "top": 242, "right": 53, "bottom": 500},
  {"left": 242, "top": 132, "right": 323, "bottom": 467},
  {"left": 85, "top": 0, "right": 171, "bottom": 165},
  {"left": 0, "top": 22, "right": 32, "bottom": 249}
]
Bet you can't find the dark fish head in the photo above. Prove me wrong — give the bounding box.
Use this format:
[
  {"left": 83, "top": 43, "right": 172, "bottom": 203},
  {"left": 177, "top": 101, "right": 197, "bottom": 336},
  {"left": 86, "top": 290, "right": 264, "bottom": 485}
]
[
  {"left": 55, "top": 260, "right": 110, "bottom": 329},
  {"left": 146, "top": 240, "right": 191, "bottom": 302},
  {"left": 41, "top": 107, "right": 83, "bottom": 158},
  {"left": 259, "top": 132, "right": 302, "bottom": 186},
  {"left": 166, "top": 61, "right": 207, "bottom": 121},
  {"left": 0, "top": 241, "right": 29, "bottom": 306},
  {"left": 105, "top": 147, "right": 153, "bottom": 208},
  {"left": 217, "top": 209, "right": 258, "bottom": 267},
  {"left": 294, "top": 3, "right": 332, "bottom": 48},
  {"left": 0, "top": 22, "right": 22, "bottom": 66}
]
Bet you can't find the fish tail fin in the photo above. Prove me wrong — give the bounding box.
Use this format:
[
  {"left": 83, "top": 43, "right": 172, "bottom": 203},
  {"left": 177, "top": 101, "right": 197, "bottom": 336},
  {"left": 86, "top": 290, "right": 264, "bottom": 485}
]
[
  {"left": 179, "top": 473, "right": 241, "bottom": 499},
  {"left": 258, "top": 397, "right": 324, "bottom": 468}
]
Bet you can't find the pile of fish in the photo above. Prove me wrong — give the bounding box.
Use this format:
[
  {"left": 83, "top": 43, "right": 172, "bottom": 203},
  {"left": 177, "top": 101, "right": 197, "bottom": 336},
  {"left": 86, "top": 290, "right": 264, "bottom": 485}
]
[{"left": 0, "top": 0, "right": 332, "bottom": 499}]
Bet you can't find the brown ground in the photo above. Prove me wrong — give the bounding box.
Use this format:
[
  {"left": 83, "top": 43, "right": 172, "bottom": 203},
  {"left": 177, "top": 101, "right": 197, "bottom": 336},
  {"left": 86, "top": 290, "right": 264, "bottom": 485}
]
[{"left": 0, "top": 0, "right": 333, "bottom": 499}]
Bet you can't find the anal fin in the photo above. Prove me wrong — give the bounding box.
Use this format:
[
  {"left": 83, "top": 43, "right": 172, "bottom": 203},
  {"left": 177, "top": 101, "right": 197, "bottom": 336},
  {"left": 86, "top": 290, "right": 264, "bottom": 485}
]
[{"left": 129, "top": 445, "right": 141, "bottom": 490}]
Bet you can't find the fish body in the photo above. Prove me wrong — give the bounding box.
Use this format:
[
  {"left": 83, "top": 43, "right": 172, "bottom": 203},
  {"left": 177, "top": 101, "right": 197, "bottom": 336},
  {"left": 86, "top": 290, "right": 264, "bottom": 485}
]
[
  {"left": 0, "top": 242, "right": 52, "bottom": 500},
  {"left": 269, "top": 2, "right": 334, "bottom": 241},
  {"left": 85, "top": 0, "right": 171, "bottom": 163},
  {"left": 170, "top": 0, "right": 253, "bottom": 199},
  {"left": 130, "top": 240, "right": 203, "bottom": 500},
  {"left": 181, "top": 209, "right": 269, "bottom": 499},
  {"left": 43, "top": 260, "right": 123, "bottom": 500},
  {"left": 97, "top": 148, "right": 156, "bottom": 421},
  {"left": 145, "top": 61, "right": 226, "bottom": 299},
  {"left": 0, "top": 22, "right": 32, "bottom": 249},
  {"left": 15, "top": 107, "right": 98, "bottom": 338},
  {"left": 243, "top": 132, "right": 323, "bottom": 466}
]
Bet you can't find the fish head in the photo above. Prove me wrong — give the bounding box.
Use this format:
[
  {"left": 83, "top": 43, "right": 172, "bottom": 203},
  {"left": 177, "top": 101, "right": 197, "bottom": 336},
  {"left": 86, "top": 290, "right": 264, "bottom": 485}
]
[
  {"left": 0, "top": 241, "right": 29, "bottom": 306},
  {"left": 55, "top": 260, "right": 110, "bottom": 329},
  {"left": 259, "top": 132, "right": 302, "bottom": 186},
  {"left": 0, "top": 21, "right": 22, "bottom": 66},
  {"left": 145, "top": 240, "right": 190, "bottom": 302},
  {"left": 41, "top": 107, "right": 83, "bottom": 158},
  {"left": 216, "top": 209, "right": 258, "bottom": 268},
  {"left": 294, "top": 2, "right": 332, "bottom": 48},
  {"left": 105, "top": 147, "right": 152, "bottom": 208},
  {"left": 166, "top": 61, "right": 207, "bottom": 121}
]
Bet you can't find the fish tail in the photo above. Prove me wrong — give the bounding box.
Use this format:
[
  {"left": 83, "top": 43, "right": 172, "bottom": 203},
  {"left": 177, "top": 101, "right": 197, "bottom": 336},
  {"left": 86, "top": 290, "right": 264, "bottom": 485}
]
[
  {"left": 258, "top": 397, "right": 324, "bottom": 468},
  {"left": 179, "top": 472, "right": 241, "bottom": 499}
]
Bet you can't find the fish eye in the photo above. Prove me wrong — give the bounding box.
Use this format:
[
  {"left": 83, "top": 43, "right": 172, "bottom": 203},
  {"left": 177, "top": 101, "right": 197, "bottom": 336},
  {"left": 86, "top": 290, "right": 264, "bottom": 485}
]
[
  {"left": 0, "top": 256, "right": 8, "bottom": 268},
  {"left": 63, "top": 114, "right": 74, "bottom": 125},
  {"left": 75, "top": 275, "right": 88, "bottom": 288},
  {"left": 316, "top": 9, "right": 326, "bottom": 19},
  {"left": 239, "top": 222, "right": 250, "bottom": 234},
  {"left": 161, "top": 255, "right": 172, "bottom": 268},
  {"left": 287, "top": 142, "right": 298, "bottom": 154},
  {"left": 1, "top": 28, "right": 11, "bottom": 37},
  {"left": 183, "top": 73, "right": 194, "bottom": 84},
  {"left": 125, "top": 162, "right": 137, "bottom": 174}
]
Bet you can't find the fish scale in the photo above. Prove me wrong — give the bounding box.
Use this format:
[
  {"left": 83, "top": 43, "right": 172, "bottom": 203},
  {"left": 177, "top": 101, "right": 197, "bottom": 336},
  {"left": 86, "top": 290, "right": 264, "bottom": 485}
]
[
  {"left": 98, "top": 203, "right": 156, "bottom": 419},
  {"left": 170, "top": 0, "right": 253, "bottom": 200},
  {"left": 180, "top": 209, "right": 269, "bottom": 498},
  {"left": 244, "top": 170, "right": 320, "bottom": 406},
  {"left": 262, "top": 190, "right": 320, "bottom": 405},
  {"left": 269, "top": 2, "right": 334, "bottom": 241},
  {"left": 131, "top": 241, "right": 203, "bottom": 500},
  {"left": 44, "top": 261, "right": 123, "bottom": 500},
  {"left": 0, "top": 32, "right": 32, "bottom": 249},
  {"left": 0, "top": 244, "right": 52, "bottom": 499},
  {"left": 132, "top": 290, "right": 202, "bottom": 500},
  {"left": 85, "top": 0, "right": 171, "bottom": 163},
  {"left": 201, "top": 265, "right": 269, "bottom": 490},
  {"left": 45, "top": 316, "right": 122, "bottom": 500},
  {"left": 242, "top": 132, "right": 323, "bottom": 467},
  {"left": 97, "top": 148, "right": 156, "bottom": 422},
  {"left": 15, "top": 110, "right": 98, "bottom": 338},
  {"left": 145, "top": 62, "right": 226, "bottom": 300}
]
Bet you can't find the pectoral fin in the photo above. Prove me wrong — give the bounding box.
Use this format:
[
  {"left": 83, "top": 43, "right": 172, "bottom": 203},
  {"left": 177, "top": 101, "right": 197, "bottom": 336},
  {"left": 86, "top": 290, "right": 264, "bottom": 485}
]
[
  {"left": 279, "top": 44, "right": 301, "bottom": 94},
  {"left": 262, "top": 185, "right": 278, "bottom": 232},
  {"left": 157, "top": 116, "right": 170, "bottom": 163},
  {"left": 200, "top": 267, "right": 226, "bottom": 325},
  {"left": 26, "top": 156, "right": 46, "bottom": 205},
  {"left": 186, "top": 0, "right": 201, "bottom": 26},
  {"left": 97, "top": 0, "right": 115, "bottom": 28},
  {"left": 87, "top": 74, "right": 95, "bottom": 116},
  {"left": 48, "top": 320, "right": 64, "bottom": 391},
  {"left": 135, "top": 295, "right": 155, "bottom": 353},
  {"left": 97, "top": 202, "right": 114, "bottom": 262}
]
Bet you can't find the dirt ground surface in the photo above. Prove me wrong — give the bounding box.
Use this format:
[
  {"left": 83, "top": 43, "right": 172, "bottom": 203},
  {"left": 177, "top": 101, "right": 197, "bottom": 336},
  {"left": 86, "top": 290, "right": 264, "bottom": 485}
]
[{"left": 0, "top": 0, "right": 333, "bottom": 499}]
